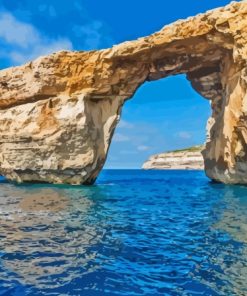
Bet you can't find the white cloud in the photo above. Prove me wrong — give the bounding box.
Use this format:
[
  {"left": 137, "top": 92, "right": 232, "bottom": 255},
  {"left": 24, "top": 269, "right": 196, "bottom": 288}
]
[
  {"left": 0, "top": 13, "right": 39, "bottom": 48},
  {"left": 119, "top": 150, "right": 138, "bottom": 155},
  {"left": 118, "top": 120, "right": 134, "bottom": 129},
  {"left": 72, "top": 20, "right": 114, "bottom": 50},
  {"left": 113, "top": 133, "right": 130, "bottom": 142},
  {"left": 177, "top": 131, "right": 192, "bottom": 139},
  {"left": 73, "top": 21, "right": 102, "bottom": 49},
  {"left": 9, "top": 39, "right": 72, "bottom": 64},
  {"left": 0, "top": 12, "right": 73, "bottom": 65},
  {"left": 137, "top": 145, "right": 151, "bottom": 151}
]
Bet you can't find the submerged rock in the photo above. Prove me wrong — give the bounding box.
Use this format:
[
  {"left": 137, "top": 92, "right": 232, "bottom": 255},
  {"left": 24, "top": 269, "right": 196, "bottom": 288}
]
[
  {"left": 142, "top": 146, "right": 204, "bottom": 170},
  {"left": 0, "top": 1, "right": 247, "bottom": 184}
]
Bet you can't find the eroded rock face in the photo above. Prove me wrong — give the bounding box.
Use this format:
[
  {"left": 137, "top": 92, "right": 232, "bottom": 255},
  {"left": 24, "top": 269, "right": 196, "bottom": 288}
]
[
  {"left": 143, "top": 146, "right": 204, "bottom": 170},
  {"left": 0, "top": 1, "right": 247, "bottom": 184}
]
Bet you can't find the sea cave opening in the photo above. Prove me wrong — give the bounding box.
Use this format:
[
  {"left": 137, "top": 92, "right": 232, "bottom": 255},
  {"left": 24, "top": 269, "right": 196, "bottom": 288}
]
[{"left": 105, "top": 74, "right": 211, "bottom": 169}]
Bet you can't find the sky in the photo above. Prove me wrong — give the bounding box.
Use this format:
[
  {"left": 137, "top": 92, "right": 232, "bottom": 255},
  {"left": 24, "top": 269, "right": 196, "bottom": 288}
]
[{"left": 0, "top": 0, "right": 239, "bottom": 168}]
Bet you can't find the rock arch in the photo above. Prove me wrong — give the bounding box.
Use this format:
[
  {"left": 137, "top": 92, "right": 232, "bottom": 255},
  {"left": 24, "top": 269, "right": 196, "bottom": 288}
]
[{"left": 0, "top": 1, "right": 247, "bottom": 184}]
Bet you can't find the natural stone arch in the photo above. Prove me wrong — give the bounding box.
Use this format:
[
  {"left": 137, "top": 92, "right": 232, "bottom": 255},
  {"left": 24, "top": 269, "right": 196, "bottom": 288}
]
[{"left": 0, "top": 1, "right": 247, "bottom": 184}]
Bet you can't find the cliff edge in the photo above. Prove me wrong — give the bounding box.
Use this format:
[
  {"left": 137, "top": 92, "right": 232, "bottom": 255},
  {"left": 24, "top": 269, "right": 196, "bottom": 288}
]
[{"left": 142, "top": 146, "right": 204, "bottom": 170}]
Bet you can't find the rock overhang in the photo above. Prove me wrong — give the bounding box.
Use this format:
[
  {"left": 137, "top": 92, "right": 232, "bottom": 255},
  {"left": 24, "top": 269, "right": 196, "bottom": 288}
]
[{"left": 0, "top": 0, "right": 247, "bottom": 184}]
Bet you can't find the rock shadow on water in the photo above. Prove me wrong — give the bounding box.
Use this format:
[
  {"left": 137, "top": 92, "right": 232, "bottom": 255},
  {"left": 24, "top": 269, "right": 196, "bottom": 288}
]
[
  {"left": 204, "top": 182, "right": 247, "bottom": 295},
  {"left": 0, "top": 181, "right": 112, "bottom": 291}
]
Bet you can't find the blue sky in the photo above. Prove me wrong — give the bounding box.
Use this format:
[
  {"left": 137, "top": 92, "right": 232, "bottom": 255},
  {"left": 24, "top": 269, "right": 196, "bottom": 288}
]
[{"left": 0, "top": 0, "right": 238, "bottom": 168}]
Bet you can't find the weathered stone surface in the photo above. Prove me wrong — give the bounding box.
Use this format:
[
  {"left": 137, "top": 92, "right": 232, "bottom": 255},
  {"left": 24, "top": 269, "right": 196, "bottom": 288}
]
[
  {"left": 0, "top": 1, "right": 247, "bottom": 184},
  {"left": 143, "top": 146, "right": 204, "bottom": 170}
]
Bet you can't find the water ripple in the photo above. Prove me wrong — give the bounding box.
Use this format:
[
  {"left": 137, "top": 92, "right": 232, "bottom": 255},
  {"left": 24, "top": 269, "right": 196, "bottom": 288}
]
[{"left": 0, "top": 170, "right": 247, "bottom": 295}]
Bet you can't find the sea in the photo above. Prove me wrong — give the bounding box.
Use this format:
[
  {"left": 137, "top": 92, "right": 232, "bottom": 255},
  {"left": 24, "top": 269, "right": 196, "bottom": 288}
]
[{"left": 0, "top": 170, "right": 247, "bottom": 296}]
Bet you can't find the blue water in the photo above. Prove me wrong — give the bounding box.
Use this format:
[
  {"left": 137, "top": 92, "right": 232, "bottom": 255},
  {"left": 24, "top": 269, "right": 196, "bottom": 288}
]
[{"left": 0, "top": 170, "right": 247, "bottom": 295}]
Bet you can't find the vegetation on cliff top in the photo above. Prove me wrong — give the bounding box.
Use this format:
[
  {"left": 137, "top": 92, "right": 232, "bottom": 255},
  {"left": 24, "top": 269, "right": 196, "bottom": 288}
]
[{"left": 167, "top": 145, "right": 203, "bottom": 153}]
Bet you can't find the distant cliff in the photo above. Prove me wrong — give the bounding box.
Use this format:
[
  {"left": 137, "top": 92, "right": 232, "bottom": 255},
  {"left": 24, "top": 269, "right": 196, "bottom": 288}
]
[{"left": 142, "top": 146, "right": 204, "bottom": 170}]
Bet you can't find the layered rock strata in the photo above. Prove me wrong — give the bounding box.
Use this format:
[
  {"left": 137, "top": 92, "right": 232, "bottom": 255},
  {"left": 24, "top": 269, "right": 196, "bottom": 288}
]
[
  {"left": 0, "top": 1, "right": 247, "bottom": 184},
  {"left": 143, "top": 146, "right": 204, "bottom": 170}
]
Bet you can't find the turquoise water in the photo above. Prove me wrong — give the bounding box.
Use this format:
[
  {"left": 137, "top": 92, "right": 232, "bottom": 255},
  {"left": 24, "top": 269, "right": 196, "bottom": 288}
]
[{"left": 0, "top": 170, "right": 247, "bottom": 295}]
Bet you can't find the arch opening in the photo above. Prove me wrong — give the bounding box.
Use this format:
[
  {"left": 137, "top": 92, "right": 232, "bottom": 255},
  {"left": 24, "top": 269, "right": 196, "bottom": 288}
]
[{"left": 105, "top": 74, "right": 211, "bottom": 169}]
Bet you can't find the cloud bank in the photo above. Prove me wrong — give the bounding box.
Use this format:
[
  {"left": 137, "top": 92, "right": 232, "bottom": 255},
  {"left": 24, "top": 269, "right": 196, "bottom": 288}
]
[{"left": 0, "top": 12, "right": 72, "bottom": 65}]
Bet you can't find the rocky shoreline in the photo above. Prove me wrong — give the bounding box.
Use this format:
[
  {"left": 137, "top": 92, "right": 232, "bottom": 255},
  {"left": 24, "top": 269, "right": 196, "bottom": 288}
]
[{"left": 142, "top": 146, "right": 204, "bottom": 170}]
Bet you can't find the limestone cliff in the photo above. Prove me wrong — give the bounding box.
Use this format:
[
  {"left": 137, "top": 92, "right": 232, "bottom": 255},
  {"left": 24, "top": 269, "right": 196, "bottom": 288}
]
[
  {"left": 0, "top": 1, "right": 247, "bottom": 184},
  {"left": 142, "top": 146, "right": 204, "bottom": 170}
]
